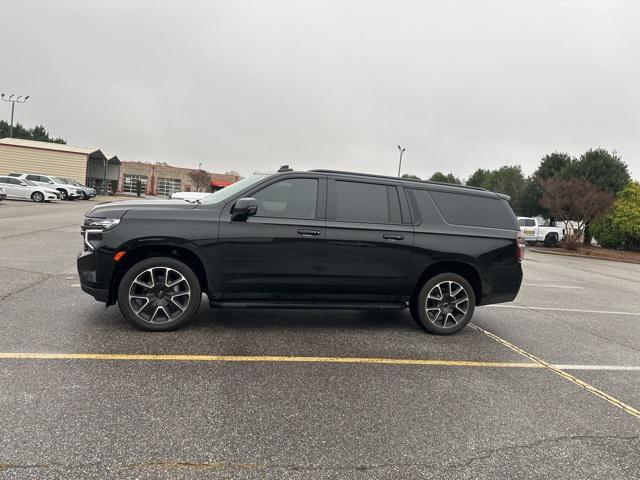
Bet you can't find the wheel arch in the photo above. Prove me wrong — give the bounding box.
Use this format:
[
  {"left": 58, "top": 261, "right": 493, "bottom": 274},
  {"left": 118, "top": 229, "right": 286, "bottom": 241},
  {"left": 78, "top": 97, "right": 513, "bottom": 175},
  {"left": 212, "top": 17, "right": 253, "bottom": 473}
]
[
  {"left": 108, "top": 244, "right": 208, "bottom": 306},
  {"left": 412, "top": 261, "right": 483, "bottom": 306}
]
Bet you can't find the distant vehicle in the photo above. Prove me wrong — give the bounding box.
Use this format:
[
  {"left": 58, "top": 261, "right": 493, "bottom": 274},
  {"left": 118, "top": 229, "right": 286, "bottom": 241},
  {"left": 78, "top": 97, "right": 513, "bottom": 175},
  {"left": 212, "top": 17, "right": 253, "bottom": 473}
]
[
  {"left": 9, "top": 173, "right": 83, "bottom": 200},
  {"left": 0, "top": 185, "right": 6, "bottom": 201},
  {"left": 78, "top": 168, "right": 524, "bottom": 334},
  {"left": 58, "top": 177, "right": 96, "bottom": 200},
  {"left": 517, "top": 217, "right": 565, "bottom": 247},
  {"left": 0, "top": 175, "right": 60, "bottom": 202},
  {"left": 169, "top": 191, "right": 210, "bottom": 202}
]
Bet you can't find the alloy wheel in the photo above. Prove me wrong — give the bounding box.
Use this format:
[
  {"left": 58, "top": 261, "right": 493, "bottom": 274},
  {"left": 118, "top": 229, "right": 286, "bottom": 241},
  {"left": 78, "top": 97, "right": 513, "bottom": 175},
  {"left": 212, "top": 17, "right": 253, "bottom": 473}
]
[
  {"left": 425, "top": 281, "right": 469, "bottom": 328},
  {"left": 128, "top": 267, "right": 191, "bottom": 324},
  {"left": 32, "top": 192, "right": 44, "bottom": 202}
]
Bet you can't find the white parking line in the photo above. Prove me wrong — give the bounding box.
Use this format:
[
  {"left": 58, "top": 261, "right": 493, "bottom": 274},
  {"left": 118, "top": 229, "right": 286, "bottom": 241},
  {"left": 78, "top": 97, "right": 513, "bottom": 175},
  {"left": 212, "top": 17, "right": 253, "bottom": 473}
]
[
  {"left": 553, "top": 365, "right": 640, "bottom": 371},
  {"left": 486, "top": 304, "right": 640, "bottom": 317},
  {"left": 522, "top": 283, "right": 584, "bottom": 290}
]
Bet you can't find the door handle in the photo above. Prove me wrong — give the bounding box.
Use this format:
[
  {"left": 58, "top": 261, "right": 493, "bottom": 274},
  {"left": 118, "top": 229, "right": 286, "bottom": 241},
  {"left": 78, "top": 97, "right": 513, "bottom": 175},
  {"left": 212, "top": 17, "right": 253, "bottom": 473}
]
[
  {"left": 297, "top": 229, "right": 321, "bottom": 237},
  {"left": 383, "top": 234, "right": 404, "bottom": 241}
]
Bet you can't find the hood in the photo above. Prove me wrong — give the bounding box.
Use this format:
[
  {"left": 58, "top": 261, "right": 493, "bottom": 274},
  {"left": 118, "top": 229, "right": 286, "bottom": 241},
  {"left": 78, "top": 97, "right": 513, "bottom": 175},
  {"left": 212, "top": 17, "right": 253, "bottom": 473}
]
[{"left": 86, "top": 199, "right": 198, "bottom": 218}]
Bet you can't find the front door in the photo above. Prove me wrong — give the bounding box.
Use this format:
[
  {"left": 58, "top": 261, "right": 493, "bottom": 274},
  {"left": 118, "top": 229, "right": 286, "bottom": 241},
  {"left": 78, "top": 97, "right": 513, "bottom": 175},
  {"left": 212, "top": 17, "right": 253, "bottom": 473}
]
[
  {"left": 217, "top": 176, "right": 327, "bottom": 300},
  {"left": 324, "top": 178, "right": 414, "bottom": 301}
]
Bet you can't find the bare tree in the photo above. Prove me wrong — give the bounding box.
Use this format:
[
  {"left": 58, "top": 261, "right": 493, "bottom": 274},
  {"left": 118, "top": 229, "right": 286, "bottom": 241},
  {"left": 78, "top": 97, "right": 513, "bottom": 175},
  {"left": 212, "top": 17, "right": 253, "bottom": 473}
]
[
  {"left": 539, "top": 177, "right": 614, "bottom": 249},
  {"left": 225, "top": 170, "right": 243, "bottom": 180},
  {"left": 188, "top": 169, "right": 211, "bottom": 192}
]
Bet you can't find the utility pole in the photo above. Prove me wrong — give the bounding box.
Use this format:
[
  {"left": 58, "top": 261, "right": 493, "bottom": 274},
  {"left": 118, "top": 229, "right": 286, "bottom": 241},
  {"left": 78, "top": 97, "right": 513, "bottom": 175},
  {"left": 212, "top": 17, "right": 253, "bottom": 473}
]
[
  {"left": 397, "top": 145, "right": 406, "bottom": 178},
  {"left": 1, "top": 94, "right": 30, "bottom": 137}
]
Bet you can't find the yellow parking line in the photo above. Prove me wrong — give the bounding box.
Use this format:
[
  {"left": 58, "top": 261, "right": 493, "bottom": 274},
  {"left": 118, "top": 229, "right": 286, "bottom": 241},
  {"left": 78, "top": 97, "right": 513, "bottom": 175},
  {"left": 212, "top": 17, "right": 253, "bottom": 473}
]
[
  {"left": 470, "top": 324, "right": 640, "bottom": 420},
  {"left": 0, "top": 351, "right": 541, "bottom": 368}
]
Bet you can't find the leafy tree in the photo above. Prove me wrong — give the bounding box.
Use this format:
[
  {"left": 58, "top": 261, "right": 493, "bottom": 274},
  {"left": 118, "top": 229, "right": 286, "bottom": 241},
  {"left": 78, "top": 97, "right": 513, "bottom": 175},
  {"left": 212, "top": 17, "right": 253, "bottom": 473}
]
[
  {"left": 188, "top": 169, "right": 211, "bottom": 192},
  {"left": 0, "top": 121, "right": 65, "bottom": 144},
  {"left": 591, "top": 182, "right": 640, "bottom": 251},
  {"left": 536, "top": 152, "right": 573, "bottom": 180},
  {"left": 429, "top": 171, "right": 461, "bottom": 184},
  {"left": 401, "top": 173, "right": 421, "bottom": 180},
  {"left": 539, "top": 177, "right": 615, "bottom": 249},
  {"left": 519, "top": 152, "right": 575, "bottom": 220},
  {"left": 466, "top": 165, "right": 526, "bottom": 213},
  {"left": 566, "top": 148, "right": 630, "bottom": 193}
]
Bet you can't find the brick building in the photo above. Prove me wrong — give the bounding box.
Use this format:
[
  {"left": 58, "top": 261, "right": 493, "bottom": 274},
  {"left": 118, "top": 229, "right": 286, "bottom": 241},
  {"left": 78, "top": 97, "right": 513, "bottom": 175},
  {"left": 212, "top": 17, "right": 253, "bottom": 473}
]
[{"left": 119, "top": 161, "right": 239, "bottom": 196}]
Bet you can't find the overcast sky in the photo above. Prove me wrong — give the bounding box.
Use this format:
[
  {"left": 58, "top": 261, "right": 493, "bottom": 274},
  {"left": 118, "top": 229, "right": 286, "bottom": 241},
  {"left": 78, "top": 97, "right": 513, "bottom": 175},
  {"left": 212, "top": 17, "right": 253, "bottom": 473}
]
[{"left": 2, "top": 0, "right": 639, "bottom": 179}]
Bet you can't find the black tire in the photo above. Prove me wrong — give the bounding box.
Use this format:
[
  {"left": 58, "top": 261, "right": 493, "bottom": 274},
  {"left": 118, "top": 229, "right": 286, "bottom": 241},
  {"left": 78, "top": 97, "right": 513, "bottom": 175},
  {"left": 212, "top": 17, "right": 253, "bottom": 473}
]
[
  {"left": 410, "top": 273, "right": 476, "bottom": 335},
  {"left": 58, "top": 189, "right": 68, "bottom": 200},
  {"left": 31, "top": 191, "right": 45, "bottom": 203},
  {"left": 544, "top": 233, "right": 558, "bottom": 247},
  {"left": 117, "top": 257, "right": 201, "bottom": 331},
  {"left": 526, "top": 241, "right": 536, "bottom": 246}
]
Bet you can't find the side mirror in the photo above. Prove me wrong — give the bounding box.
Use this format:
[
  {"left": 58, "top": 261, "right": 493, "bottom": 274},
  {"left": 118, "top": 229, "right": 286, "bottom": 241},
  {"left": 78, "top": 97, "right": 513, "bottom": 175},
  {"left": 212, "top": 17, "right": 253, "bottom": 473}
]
[{"left": 231, "top": 197, "right": 258, "bottom": 220}]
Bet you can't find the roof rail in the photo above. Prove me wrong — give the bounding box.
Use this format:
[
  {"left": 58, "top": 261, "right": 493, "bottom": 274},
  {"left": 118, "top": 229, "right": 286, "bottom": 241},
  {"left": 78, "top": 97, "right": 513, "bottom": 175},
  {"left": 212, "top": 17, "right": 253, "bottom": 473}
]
[{"left": 308, "top": 169, "right": 487, "bottom": 192}]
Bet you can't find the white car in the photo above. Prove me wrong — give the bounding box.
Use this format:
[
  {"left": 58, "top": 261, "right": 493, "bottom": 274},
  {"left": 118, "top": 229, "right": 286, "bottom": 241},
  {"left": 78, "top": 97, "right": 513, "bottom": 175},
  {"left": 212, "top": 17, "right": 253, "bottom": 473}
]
[
  {"left": 170, "top": 191, "right": 211, "bottom": 202},
  {"left": 0, "top": 185, "right": 6, "bottom": 201},
  {"left": 517, "top": 217, "right": 565, "bottom": 247},
  {"left": 0, "top": 175, "right": 60, "bottom": 202},
  {"left": 9, "top": 173, "right": 83, "bottom": 200}
]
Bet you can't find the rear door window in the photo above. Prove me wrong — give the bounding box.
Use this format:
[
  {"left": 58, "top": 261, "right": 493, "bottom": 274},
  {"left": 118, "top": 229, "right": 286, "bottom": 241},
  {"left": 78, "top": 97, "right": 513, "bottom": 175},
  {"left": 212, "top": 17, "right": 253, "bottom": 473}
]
[
  {"left": 335, "top": 180, "right": 394, "bottom": 224},
  {"left": 429, "top": 191, "right": 517, "bottom": 230}
]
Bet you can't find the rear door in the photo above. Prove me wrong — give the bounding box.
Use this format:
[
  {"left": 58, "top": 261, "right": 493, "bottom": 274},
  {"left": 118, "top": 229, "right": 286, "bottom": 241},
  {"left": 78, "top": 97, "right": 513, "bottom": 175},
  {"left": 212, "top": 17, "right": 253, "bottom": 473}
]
[{"left": 324, "top": 178, "right": 414, "bottom": 300}]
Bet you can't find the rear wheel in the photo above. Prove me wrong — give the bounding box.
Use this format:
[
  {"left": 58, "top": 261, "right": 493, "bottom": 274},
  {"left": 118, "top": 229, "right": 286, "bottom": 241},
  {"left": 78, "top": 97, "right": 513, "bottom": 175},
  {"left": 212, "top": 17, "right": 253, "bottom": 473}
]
[
  {"left": 411, "top": 273, "right": 476, "bottom": 335},
  {"left": 31, "top": 191, "right": 45, "bottom": 203},
  {"left": 117, "top": 257, "right": 201, "bottom": 331},
  {"left": 544, "top": 233, "right": 558, "bottom": 247}
]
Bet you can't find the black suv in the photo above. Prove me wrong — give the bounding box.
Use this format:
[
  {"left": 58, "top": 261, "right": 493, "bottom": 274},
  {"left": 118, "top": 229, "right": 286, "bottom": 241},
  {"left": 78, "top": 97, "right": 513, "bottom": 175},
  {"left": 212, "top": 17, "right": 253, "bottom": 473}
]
[{"left": 78, "top": 169, "right": 524, "bottom": 334}]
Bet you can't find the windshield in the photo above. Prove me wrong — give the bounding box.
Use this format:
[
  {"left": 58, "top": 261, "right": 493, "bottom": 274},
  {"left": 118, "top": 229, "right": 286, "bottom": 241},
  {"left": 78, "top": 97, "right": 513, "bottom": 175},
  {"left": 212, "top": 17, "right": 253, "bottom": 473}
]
[
  {"left": 199, "top": 175, "right": 269, "bottom": 205},
  {"left": 23, "top": 179, "right": 39, "bottom": 187}
]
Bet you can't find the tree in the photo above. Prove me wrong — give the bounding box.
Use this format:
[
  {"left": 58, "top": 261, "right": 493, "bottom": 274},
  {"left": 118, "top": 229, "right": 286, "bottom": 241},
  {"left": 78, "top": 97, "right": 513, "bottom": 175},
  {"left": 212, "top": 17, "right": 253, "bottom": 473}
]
[
  {"left": 466, "top": 165, "right": 526, "bottom": 213},
  {"left": 536, "top": 152, "right": 573, "bottom": 180},
  {"left": 429, "top": 172, "right": 461, "bottom": 184},
  {"left": 225, "top": 170, "right": 243, "bottom": 180},
  {"left": 591, "top": 182, "right": 640, "bottom": 251},
  {"left": 539, "top": 177, "right": 615, "bottom": 249},
  {"left": 401, "top": 173, "right": 421, "bottom": 180},
  {"left": 568, "top": 148, "right": 631, "bottom": 194},
  {"left": 135, "top": 179, "right": 142, "bottom": 197},
  {"left": 0, "top": 121, "right": 66, "bottom": 144},
  {"left": 189, "top": 169, "right": 211, "bottom": 192}
]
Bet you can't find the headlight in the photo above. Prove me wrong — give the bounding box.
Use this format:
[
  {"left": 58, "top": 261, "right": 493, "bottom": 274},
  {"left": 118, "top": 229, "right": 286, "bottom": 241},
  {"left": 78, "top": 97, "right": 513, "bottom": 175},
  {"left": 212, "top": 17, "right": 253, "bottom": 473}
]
[{"left": 86, "top": 217, "right": 120, "bottom": 231}]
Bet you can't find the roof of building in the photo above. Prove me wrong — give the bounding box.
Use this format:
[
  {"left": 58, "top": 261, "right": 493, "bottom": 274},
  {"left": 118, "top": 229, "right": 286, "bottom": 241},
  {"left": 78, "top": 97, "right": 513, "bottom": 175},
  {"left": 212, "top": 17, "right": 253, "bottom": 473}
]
[{"left": 0, "top": 137, "right": 104, "bottom": 156}]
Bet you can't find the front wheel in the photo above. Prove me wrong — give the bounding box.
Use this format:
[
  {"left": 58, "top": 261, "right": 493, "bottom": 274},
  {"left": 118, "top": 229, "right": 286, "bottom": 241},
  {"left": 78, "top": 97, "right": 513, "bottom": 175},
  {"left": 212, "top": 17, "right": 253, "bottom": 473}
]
[
  {"left": 117, "top": 257, "right": 201, "bottom": 331},
  {"left": 31, "top": 191, "right": 45, "bottom": 203},
  {"left": 58, "top": 189, "right": 68, "bottom": 200},
  {"left": 411, "top": 273, "right": 476, "bottom": 335}
]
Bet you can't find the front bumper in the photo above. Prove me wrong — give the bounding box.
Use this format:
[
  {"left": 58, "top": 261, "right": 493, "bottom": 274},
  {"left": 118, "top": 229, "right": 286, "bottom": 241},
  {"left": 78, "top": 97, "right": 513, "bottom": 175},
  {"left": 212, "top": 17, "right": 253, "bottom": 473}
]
[{"left": 81, "top": 283, "right": 109, "bottom": 302}]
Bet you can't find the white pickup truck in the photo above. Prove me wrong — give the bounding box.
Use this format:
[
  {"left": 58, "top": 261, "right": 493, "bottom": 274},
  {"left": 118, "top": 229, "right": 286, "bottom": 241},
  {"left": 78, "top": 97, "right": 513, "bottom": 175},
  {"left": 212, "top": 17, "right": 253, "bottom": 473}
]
[{"left": 517, "top": 217, "right": 565, "bottom": 247}]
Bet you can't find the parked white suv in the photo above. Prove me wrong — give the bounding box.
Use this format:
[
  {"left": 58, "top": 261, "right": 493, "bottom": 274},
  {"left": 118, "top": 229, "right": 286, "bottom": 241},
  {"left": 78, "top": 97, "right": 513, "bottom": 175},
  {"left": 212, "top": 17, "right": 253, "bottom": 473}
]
[
  {"left": 0, "top": 176, "right": 60, "bottom": 202},
  {"left": 9, "top": 173, "right": 83, "bottom": 200},
  {"left": 517, "top": 217, "right": 565, "bottom": 247}
]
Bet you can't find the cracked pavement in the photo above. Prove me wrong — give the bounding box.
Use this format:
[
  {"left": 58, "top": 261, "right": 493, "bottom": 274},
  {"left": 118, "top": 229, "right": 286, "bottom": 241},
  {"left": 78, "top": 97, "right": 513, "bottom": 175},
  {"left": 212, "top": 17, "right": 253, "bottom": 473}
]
[{"left": 1, "top": 199, "right": 639, "bottom": 479}]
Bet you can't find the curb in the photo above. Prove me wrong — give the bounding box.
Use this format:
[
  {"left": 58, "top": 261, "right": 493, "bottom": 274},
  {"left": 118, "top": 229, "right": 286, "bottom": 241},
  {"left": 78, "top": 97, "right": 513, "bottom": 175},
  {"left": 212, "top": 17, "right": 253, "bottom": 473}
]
[{"left": 529, "top": 248, "right": 640, "bottom": 265}]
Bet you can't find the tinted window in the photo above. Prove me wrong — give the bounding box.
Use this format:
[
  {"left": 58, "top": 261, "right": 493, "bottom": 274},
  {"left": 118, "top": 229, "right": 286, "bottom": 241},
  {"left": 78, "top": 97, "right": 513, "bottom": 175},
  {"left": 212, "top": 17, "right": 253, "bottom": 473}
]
[
  {"left": 26, "top": 175, "right": 40, "bottom": 181},
  {"left": 1, "top": 177, "right": 21, "bottom": 185},
  {"left": 430, "top": 191, "right": 516, "bottom": 230},
  {"left": 336, "top": 181, "right": 391, "bottom": 223},
  {"left": 410, "top": 189, "right": 444, "bottom": 225},
  {"left": 518, "top": 218, "right": 536, "bottom": 227},
  {"left": 254, "top": 178, "right": 318, "bottom": 219}
]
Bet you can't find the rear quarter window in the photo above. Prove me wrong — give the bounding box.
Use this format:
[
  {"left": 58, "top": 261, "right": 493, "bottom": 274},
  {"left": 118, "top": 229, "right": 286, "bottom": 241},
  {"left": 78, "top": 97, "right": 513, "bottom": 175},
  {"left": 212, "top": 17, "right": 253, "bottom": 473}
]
[{"left": 429, "top": 191, "right": 517, "bottom": 230}]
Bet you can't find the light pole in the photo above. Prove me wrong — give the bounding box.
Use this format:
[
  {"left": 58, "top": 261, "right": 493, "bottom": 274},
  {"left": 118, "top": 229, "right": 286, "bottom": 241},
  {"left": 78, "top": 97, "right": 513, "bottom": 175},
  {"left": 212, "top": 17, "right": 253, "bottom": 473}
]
[
  {"left": 397, "top": 145, "right": 406, "bottom": 178},
  {"left": 1, "top": 94, "right": 30, "bottom": 137}
]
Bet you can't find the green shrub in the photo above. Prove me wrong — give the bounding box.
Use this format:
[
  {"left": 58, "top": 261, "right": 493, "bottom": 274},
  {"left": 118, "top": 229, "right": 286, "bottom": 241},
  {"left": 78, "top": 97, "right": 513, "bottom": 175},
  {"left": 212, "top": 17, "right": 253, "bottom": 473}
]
[{"left": 591, "top": 181, "right": 640, "bottom": 250}]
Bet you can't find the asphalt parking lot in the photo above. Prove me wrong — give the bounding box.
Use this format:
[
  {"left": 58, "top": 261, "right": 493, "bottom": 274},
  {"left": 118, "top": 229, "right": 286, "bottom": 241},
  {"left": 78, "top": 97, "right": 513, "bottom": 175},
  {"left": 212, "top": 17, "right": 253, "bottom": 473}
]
[{"left": 0, "top": 198, "right": 639, "bottom": 479}]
